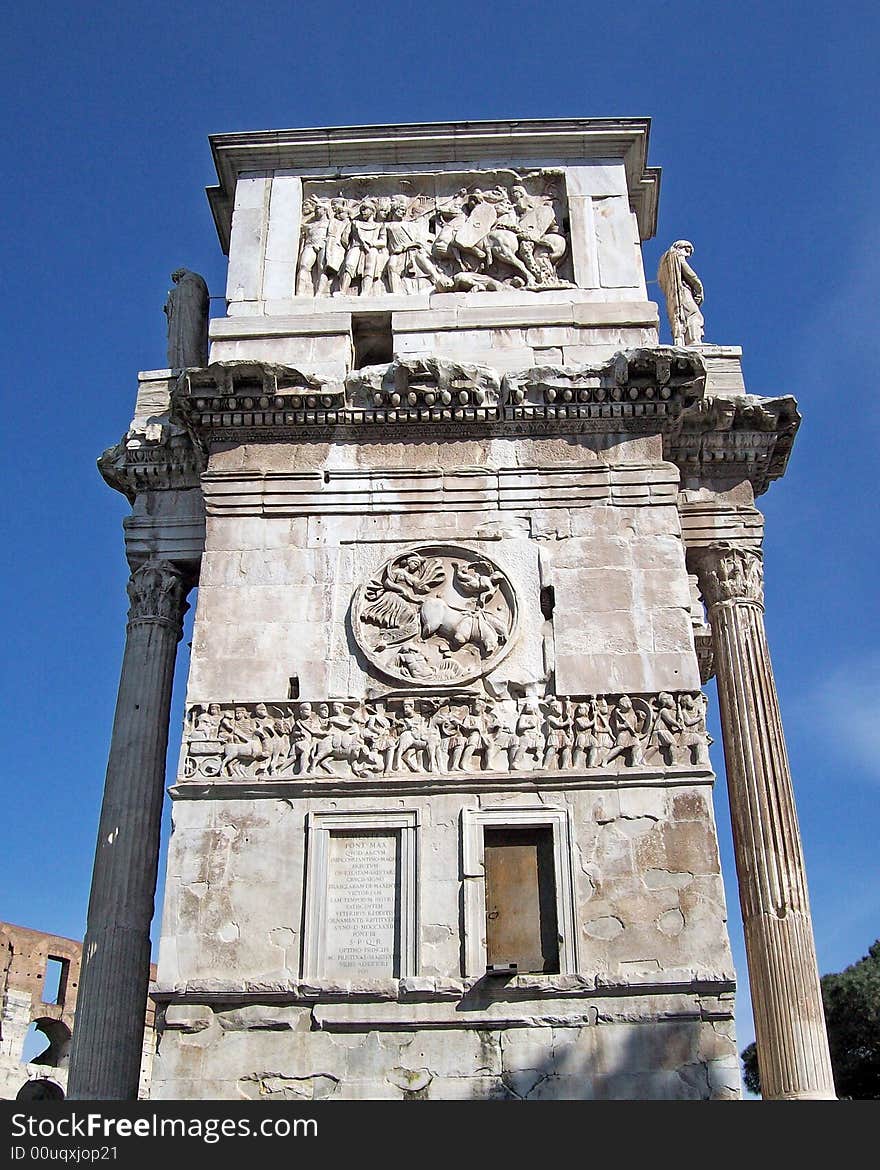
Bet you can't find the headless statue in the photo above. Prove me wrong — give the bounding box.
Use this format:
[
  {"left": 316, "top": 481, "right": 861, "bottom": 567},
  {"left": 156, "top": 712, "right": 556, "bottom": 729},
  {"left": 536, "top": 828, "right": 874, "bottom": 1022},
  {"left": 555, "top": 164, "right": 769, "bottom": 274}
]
[{"left": 164, "top": 268, "right": 209, "bottom": 368}]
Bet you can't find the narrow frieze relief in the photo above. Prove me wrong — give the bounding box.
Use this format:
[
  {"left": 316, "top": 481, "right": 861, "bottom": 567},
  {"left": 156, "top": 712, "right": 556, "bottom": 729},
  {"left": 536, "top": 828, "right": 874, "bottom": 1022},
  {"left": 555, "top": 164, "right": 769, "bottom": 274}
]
[
  {"left": 179, "top": 691, "right": 710, "bottom": 783},
  {"left": 352, "top": 546, "right": 517, "bottom": 686},
  {"left": 295, "top": 173, "right": 572, "bottom": 297},
  {"left": 693, "top": 544, "right": 764, "bottom": 609}
]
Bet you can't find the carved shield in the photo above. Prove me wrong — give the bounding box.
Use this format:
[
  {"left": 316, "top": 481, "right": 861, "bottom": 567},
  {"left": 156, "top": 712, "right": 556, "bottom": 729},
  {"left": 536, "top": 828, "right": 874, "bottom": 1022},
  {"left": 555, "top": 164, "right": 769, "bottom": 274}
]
[
  {"left": 518, "top": 203, "right": 555, "bottom": 237},
  {"left": 455, "top": 202, "right": 497, "bottom": 248}
]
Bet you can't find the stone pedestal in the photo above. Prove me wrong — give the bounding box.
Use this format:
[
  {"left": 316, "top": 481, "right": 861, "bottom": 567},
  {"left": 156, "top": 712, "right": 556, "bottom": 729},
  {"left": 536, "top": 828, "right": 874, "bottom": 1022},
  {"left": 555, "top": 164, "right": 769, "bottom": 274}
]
[
  {"left": 692, "top": 543, "right": 835, "bottom": 1100},
  {"left": 67, "top": 560, "right": 189, "bottom": 1100}
]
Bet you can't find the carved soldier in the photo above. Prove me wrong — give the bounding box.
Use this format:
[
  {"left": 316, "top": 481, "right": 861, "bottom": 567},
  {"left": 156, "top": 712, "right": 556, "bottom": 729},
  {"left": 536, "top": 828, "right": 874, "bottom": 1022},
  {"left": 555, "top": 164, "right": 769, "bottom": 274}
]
[
  {"left": 385, "top": 195, "right": 453, "bottom": 293},
  {"left": 605, "top": 695, "right": 645, "bottom": 768},
  {"left": 317, "top": 197, "right": 352, "bottom": 295},
  {"left": 444, "top": 706, "right": 469, "bottom": 771},
  {"left": 338, "top": 199, "right": 388, "bottom": 296},
  {"left": 657, "top": 240, "right": 704, "bottom": 346},
  {"left": 431, "top": 189, "right": 469, "bottom": 274},
  {"left": 650, "top": 692, "right": 681, "bottom": 765},
  {"left": 542, "top": 699, "right": 573, "bottom": 770},
  {"left": 679, "top": 692, "right": 710, "bottom": 766},
  {"left": 363, "top": 704, "right": 397, "bottom": 774},
  {"left": 289, "top": 701, "right": 322, "bottom": 774},
  {"left": 296, "top": 197, "right": 330, "bottom": 296},
  {"left": 221, "top": 705, "right": 270, "bottom": 778},
  {"left": 484, "top": 702, "right": 518, "bottom": 771},
  {"left": 510, "top": 185, "right": 567, "bottom": 287},
  {"left": 458, "top": 697, "right": 492, "bottom": 771},
  {"left": 480, "top": 195, "right": 537, "bottom": 287},
  {"left": 191, "top": 703, "right": 222, "bottom": 740},
  {"left": 396, "top": 698, "right": 442, "bottom": 773},
  {"left": 512, "top": 694, "right": 545, "bottom": 770},
  {"left": 592, "top": 696, "right": 614, "bottom": 761},
  {"left": 571, "top": 702, "right": 600, "bottom": 769}
]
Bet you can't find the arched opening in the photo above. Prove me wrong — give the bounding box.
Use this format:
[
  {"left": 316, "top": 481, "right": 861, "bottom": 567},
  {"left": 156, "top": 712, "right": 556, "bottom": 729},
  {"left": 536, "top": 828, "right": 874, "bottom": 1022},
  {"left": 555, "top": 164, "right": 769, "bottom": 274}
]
[
  {"left": 20, "top": 1018, "right": 72, "bottom": 1067},
  {"left": 16, "top": 1078, "right": 65, "bottom": 1102}
]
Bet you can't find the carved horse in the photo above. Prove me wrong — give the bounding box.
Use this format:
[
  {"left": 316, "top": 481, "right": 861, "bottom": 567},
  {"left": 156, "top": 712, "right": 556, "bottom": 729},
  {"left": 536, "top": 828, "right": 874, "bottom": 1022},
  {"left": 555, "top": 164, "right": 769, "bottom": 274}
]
[
  {"left": 222, "top": 736, "right": 270, "bottom": 778},
  {"left": 310, "top": 732, "right": 383, "bottom": 778}
]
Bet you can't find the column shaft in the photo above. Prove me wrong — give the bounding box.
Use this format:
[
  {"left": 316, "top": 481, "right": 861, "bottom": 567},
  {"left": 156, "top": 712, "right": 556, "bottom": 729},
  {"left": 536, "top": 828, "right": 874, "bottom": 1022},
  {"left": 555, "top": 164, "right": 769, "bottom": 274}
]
[
  {"left": 68, "top": 561, "right": 188, "bottom": 1100},
  {"left": 698, "top": 544, "right": 834, "bottom": 1100}
]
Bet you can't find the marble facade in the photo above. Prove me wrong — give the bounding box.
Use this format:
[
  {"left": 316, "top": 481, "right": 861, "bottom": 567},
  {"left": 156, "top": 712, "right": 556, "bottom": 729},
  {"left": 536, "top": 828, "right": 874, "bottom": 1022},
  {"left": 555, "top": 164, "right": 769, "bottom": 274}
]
[{"left": 73, "top": 119, "right": 833, "bottom": 1101}]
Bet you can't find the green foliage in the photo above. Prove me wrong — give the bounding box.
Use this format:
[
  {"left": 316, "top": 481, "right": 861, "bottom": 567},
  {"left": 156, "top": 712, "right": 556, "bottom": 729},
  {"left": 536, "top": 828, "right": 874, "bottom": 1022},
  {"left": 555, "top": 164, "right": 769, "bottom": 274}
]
[
  {"left": 740, "top": 1040, "right": 760, "bottom": 1096},
  {"left": 739, "top": 940, "right": 880, "bottom": 1099}
]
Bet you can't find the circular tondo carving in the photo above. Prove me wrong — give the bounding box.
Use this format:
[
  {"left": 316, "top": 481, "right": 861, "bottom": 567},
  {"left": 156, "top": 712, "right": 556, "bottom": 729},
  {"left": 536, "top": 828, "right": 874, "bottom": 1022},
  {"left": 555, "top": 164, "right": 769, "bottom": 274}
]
[{"left": 352, "top": 545, "right": 517, "bottom": 686}]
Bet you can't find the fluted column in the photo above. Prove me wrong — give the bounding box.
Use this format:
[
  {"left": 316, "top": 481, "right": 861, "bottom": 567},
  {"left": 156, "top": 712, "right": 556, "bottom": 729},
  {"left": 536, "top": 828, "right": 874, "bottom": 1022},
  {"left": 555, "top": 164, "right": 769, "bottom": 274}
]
[
  {"left": 692, "top": 542, "right": 835, "bottom": 1100},
  {"left": 68, "top": 560, "right": 189, "bottom": 1100}
]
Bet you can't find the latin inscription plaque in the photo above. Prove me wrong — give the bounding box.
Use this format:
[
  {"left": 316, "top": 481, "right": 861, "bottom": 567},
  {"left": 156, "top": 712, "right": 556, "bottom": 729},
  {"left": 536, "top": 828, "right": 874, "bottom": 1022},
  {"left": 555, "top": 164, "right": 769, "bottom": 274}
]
[{"left": 324, "top": 831, "right": 400, "bottom": 977}]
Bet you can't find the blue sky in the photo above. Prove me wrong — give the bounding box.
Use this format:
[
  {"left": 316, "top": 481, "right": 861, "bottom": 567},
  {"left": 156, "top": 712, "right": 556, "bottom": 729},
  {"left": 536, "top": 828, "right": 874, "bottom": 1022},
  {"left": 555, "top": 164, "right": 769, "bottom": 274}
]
[{"left": 3, "top": 1, "right": 878, "bottom": 1085}]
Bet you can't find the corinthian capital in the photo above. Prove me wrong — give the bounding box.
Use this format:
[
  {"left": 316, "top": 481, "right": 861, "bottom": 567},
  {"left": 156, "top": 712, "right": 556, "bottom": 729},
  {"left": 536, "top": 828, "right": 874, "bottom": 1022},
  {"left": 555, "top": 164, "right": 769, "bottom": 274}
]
[
  {"left": 692, "top": 543, "right": 764, "bottom": 608},
  {"left": 126, "top": 559, "right": 189, "bottom": 627}
]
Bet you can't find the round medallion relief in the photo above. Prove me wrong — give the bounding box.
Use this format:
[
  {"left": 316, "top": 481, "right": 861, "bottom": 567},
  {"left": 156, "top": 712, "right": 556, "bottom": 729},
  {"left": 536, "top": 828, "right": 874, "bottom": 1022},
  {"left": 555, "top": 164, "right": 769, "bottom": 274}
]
[{"left": 352, "top": 545, "right": 517, "bottom": 686}]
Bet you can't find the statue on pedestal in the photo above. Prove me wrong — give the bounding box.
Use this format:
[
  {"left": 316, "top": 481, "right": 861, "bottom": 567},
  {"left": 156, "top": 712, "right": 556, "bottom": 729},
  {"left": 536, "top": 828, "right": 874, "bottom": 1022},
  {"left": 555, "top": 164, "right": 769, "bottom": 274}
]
[
  {"left": 657, "top": 240, "right": 704, "bottom": 346},
  {"left": 164, "top": 268, "right": 209, "bottom": 368}
]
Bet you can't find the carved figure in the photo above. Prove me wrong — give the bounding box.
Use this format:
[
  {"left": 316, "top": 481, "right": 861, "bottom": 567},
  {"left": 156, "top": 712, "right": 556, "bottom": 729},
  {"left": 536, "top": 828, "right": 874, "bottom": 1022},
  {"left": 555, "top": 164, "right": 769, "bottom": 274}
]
[
  {"left": 289, "top": 701, "right": 321, "bottom": 774},
  {"left": 605, "top": 695, "right": 645, "bottom": 768},
  {"left": 296, "top": 197, "right": 331, "bottom": 296},
  {"left": 317, "top": 198, "right": 352, "bottom": 295},
  {"left": 512, "top": 693, "right": 545, "bottom": 770},
  {"left": 543, "top": 699, "right": 573, "bottom": 770},
  {"left": 510, "top": 185, "right": 567, "bottom": 286},
  {"left": 649, "top": 692, "right": 681, "bottom": 765},
  {"left": 657, "top": 240, "right": 704, "bottom": 346},
  {"left": 679, "top": 692, "right": 710, "bottom": 765},
  {"left": 363, "top": 706, "right": 397, "bottom": 773},
  {"left": 431, "top": 191, "right": 469, "bottom": 272},
  {"left": 385, "top": 196, "right": 454, "bottom": 293},
  {"left": 191, "top": 703, "right": 222, "bottom": 740},
  {"left": 338, "top": 199, "right": 388, "bottom": 296},
  {"left": 164, "top": 269, "right": 209, "bottom": 368},
  {"left": 571, "top": 701, "right": 600, "bottom": 769},
  {"left": 484, "top": 703, "right": 518, "bottom": 770},
  {"left": 221, "top": 705, "right": 270, "bottom": 777},
  {"left": 458, "top": 193, "right": 535, "bottom": 287},
  {"left": 395, "top": 699, "right": 443, "bottom": 773},
  {"left": 448, "top": 697, "right": 491, "bottom": 771}
]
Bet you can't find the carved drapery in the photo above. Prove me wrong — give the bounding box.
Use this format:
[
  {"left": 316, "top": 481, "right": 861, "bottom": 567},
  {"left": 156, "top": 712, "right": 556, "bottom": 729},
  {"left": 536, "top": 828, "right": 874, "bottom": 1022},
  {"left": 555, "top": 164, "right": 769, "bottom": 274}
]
[
  {"left": 68, "top": 560, "right": 190, "bottom": 1100},
  {"left": 692, "top": 542, "right": 835, "bottom": 1100}
]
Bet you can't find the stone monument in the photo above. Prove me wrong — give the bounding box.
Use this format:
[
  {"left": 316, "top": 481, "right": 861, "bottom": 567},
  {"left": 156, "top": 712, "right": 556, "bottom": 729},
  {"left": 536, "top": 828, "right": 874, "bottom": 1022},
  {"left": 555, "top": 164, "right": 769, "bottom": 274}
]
[{"left": 71, "top": 118, "right": 834, "bottom": 1101}]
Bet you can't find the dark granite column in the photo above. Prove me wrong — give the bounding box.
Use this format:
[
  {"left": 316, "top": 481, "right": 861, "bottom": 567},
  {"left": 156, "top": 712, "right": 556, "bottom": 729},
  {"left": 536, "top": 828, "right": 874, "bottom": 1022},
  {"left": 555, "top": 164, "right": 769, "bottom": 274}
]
[{"left": 67, "top": 560, "right": 189, "bottom": 1099}]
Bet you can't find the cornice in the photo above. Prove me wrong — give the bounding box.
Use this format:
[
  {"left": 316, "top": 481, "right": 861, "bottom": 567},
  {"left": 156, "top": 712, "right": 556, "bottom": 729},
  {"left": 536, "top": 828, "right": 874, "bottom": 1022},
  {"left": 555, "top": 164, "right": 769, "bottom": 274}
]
[
  {"left": 206, "top": 117, "right": 660, "bottom": 252},
  {"left": 98, "top": 424, "right": 204, "bottom": 504},
  {"left": 663, "top": 392, "right": 800, "bottom": 497},
  {"left": 171, "top": 348, "right": 705, "bottom": 454}
]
